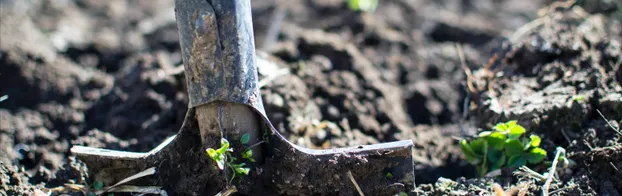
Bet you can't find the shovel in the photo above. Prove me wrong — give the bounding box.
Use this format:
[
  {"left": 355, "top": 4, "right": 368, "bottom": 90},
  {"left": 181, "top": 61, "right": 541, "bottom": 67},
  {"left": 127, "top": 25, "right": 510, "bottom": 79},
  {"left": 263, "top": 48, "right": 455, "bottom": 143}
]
[{"left": 70, "top": 0, "right": 415, "bottom": 195}]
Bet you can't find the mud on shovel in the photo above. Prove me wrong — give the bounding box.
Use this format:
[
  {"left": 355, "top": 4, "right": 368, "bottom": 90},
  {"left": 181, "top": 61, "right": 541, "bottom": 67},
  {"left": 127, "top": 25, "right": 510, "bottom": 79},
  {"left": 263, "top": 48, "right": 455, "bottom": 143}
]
[{"left": 70, "top": 0, "right": 415, "bottom": 195}]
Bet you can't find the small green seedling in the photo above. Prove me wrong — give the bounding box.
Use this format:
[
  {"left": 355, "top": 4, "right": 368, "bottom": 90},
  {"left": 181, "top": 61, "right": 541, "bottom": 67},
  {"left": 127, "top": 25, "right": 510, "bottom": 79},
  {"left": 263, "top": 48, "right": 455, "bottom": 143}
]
[
  {"left": 206, "top": 138, "right": 231, "bottom": 170},
  {"left": 385, "top": 172, "right": 393, "bottom": 180},
  {"left": 347, "top": 0, "right": 378, "bottom": 13},
  {"left": 572, "top": 95, "right": 585, "bottom": 101},
  {"left": 460, "top": 121, "right": 547, "bottom": 177},
  {"left": 206, "top": 134, "right": 257, "bottom": 183}
]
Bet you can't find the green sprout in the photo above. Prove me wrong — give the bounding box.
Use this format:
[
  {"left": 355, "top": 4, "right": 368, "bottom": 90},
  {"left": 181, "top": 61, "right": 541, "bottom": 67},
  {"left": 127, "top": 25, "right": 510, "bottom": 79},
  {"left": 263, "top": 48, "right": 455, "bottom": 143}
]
[
  {"left": 242, "top": 148, "right": 255, "bottom": 162},
  {"left": 347, "top": 0, "right": 378, "bottom": 13},
  {"left": 206, "top": 138, "right": 231, "bottom": 170},
  {"left": 572, "top": 95, "right": 585, "bottom": 101},
  {"left": 460, "top": 121, "right": 547, "bottom": 177},
  {"left": 206, "top": 134, "right": 257, "bottom": 182},
  {"left": 385, "top": 172, "right": 393, "bottom": 180}
]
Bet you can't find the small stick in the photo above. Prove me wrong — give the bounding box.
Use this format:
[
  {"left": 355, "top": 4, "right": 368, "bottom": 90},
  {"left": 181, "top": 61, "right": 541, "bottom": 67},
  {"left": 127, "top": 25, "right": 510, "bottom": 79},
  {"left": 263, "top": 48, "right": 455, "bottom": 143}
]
[
  {"left": 347, "top": 171, "right": 364, "bottom": 196},
  {"left": 596, "top": 109, "right": 622, "bottom": 136},
  {"left": 248, "top": 140, "right": 265, "bottom": 149},
  {"left": 543, "top": 147, "right": 565, "bottom": 196},
  {"left": 560, "top": 129, "right": 572, "bottom": 144}
]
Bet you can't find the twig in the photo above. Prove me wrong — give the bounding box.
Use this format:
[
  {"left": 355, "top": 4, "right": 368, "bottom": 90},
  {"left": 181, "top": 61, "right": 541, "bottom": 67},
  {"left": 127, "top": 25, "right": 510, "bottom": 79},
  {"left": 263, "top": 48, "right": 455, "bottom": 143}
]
[
  {"left": 560, "top": 129, "right": 572, "bottom": 144},
  {"left": 347, "top": 170, "right": 365, "bottom": 196},
  {"left": 514, "top": 166, "right": 546, "bottom": 181},
  {"left": 248, "top": 140, "right": 265, "bottom": 149},
  {"left": 543, "top": 147, "right": 565, "bottom": 196},
  {"left": 610, "top": 162, "right": 620, "bottom": 173},
  {"left": 596, "top": 109, "right": 622, "bottom": 136}
]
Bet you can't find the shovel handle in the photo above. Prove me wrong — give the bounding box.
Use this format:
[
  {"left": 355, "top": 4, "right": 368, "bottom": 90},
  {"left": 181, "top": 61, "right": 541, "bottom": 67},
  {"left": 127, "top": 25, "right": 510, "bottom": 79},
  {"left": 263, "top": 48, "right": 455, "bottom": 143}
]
[{"left": 175, "top": 0, "right": 264, "bottom": 112}]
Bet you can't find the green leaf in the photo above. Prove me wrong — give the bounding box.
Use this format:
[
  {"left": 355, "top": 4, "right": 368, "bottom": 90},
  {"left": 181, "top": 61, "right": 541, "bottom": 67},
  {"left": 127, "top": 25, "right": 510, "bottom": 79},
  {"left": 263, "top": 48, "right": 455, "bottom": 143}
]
[
  {"left": 526, "top": 147, "right": 547, "bottom": 164},
  {"left": 469, "top": 138, "right": 487, "bottom": 155},
  {"left": 507, "top": 155, "right": 527, "bottom": 168},
  {"left": 206, "top": 148, "right": 226, "bottom": 170},
  {"left": 495, "top": 120, "right": 516, "bottom": 131},
  {"left": 398, "top": 192, "right": 408, "bottom": 196},
  {"left": 486, "top": 132, "right": 507, "bottom": 150},
  {"left": 478, "top": 131, "right": 492, "bottom": 137},
  {"left": 386, "top": 172, "right": 393, "bottom": 180},
  {"left": 242, "top": 148, "right": 253, "bottom": 159},
  {"left": 93, "top": 181, "right": 104, "bottom": 191},
  {"left": 529, "top": 135, "right": 541, "bottom": 147},
  {"left": 487, "top": 148, "right": 505, "bottom": 171},
  {"left": 521, "top": 137, "right": 532, "bottom": 150},
  {"left": 460, "top": 140, "right": 481, "bottom": 165},
  {"left": 241, "top": 133, "right": 251, "bottom": 145},
  {"left": 217, "top": 138, "right": 230, "bottom": 154},
  {"left": 487, "top": 148, "right": 504, "bottom": 162},
  {"left": 215, "top": 158, "right": 225, "bottom": 170},
  {"left": 235, "top": 167, "right": 250, "bottom": 175},
  {"left": 206, "top": 148, "right": 218, "bottom": 158},
  {"left": 508, "top": 124, "right": 526, "bottom": 140},
  {"left": 348, "top": 0, "right": 378, "bottom": 12},
  {"left": 476, "top": 164, "right": 488, "bottom": 177},
  {"left": 504, "top": 139, "right": 524, "bottom": 156}
]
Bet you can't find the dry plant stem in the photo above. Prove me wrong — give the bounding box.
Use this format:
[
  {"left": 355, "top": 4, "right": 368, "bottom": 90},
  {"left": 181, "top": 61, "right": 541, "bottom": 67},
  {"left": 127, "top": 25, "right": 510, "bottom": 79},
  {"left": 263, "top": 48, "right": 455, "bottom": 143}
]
[
  {"left": 543, "top": 147, "right": 565, "bottom": 196},
  {"left": 596, "top": 109, "right": 622, "bottom": 136},
  {"left": 347, "top": 170, "right": 365, "bottom": 196}
]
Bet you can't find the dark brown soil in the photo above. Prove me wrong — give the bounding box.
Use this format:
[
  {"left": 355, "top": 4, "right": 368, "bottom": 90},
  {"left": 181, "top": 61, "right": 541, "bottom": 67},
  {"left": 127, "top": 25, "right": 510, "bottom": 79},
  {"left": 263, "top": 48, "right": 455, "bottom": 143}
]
[{"left": 0, "top": 0, "right": 620, "bottom": 195}]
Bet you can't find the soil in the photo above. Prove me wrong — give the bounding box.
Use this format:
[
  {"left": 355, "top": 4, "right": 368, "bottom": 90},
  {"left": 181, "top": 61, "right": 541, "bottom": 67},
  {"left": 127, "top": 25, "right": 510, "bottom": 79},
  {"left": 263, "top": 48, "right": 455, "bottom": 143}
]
[{"left": 1, "top": 0, "right": 621, "bottom": 195}]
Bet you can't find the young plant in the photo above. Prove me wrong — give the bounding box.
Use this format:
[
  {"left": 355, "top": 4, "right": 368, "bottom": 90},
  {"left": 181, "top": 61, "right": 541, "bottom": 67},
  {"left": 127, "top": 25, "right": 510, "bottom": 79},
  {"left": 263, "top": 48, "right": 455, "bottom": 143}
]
[
  {"left": 206, "top": 134, "right": 256, "bottom": 182},
  {"left": 347, "top": 0, "right": 378, "bottom": 13},
  {"left": 460, "top": 121, "right": 547, "bottom": 177}
]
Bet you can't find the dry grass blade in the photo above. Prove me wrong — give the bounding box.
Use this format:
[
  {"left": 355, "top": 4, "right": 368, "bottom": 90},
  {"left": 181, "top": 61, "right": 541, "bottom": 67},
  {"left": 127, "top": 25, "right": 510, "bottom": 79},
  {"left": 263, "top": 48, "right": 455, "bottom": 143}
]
[
  {"left": 104, "top": 186, "right": 166, "bottom": 195},
  {"left": 347, "top": 170, "right": 365, "bottom": 196},
  {"left": 97, "top": 167, "right": 156, "bottom": 195},
  {"left": 543, "top": 147, "right": 565, "bottom": 196}
]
